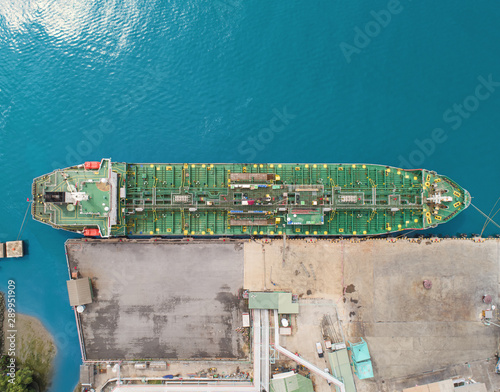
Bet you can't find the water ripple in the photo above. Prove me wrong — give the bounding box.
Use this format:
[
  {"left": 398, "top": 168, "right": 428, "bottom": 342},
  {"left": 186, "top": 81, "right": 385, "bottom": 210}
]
[{"left": 0, "top": 0, "right": 151, "bottom": 61}]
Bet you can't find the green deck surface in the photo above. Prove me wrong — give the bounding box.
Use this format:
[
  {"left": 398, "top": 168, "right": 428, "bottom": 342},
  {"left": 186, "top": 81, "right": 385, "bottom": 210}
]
[{"left": 32, "top": 160, "right": 470, "bottom": 237}]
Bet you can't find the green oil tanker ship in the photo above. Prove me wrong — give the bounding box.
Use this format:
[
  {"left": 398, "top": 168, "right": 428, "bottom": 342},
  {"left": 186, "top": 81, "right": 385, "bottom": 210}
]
[{"left": 31, "top": 159, "right": 470, "bottom": 237}]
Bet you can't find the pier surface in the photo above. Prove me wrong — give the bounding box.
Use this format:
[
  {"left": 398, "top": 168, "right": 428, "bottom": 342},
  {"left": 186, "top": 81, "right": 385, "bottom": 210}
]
[
  {"left": 245, "top": 237, "right": 499, "bottom": 391},
  {"left": 67, "top": 237, "right": 500, "bottom": 391},
  {"left": 66, "top": 240, "right": 246, "bottom": 361}
]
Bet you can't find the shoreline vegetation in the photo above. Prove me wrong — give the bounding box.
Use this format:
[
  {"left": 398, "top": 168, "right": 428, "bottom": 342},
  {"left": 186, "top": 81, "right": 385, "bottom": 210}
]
[{"left": 1, "top": 292, "right": 57, "bottom": 392}]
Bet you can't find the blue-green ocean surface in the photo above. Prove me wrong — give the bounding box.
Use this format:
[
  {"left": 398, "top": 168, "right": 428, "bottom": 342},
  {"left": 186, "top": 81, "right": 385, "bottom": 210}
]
[{"left": 1, "top": 1, "right": 499, "bottom": 391}]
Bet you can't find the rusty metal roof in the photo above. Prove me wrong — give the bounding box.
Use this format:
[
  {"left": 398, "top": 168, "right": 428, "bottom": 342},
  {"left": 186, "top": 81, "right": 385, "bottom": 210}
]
[{"left": 66, "top": 278, "right": 93, "bottom": 307}]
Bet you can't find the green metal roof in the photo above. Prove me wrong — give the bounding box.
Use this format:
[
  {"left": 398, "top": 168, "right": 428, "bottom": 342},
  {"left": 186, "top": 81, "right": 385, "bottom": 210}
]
[
  {"left": 348, "top": 338, "right": 373, "bottom": 380},
  {"left": 248, "top": 292, "right": 299, "bottom": 314},
  {"left": 348, "top": 338, "right": 371, "bottom": 363},
  {"left": 278, "top": 293, "right": 299, "bottom": 314},
  {"left": 248, "top": 292, "right": 279, "bottom": 309},
  {"left": 352, "top": 360, "right": 374, "bottom": 380},
  {"left": 327, "top": 349, "right": 357, "bottom": 392},
  {"left": 270, "top": 374, "right": 314, "bottom": 392}
]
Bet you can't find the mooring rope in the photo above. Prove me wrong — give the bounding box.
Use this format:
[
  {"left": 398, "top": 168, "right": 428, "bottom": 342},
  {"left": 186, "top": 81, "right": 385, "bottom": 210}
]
[
  {"left": 397, "top": 229, "right": 416, "bottom": 238},
  {"left": 471, "top": 203, "right": 500, "bottom": 230},
  {"left": 480, "top": 197, "right": 500, "bottom": 237},
  {"left": 17, "top": 201, "right": 32, "bottom": 241}
]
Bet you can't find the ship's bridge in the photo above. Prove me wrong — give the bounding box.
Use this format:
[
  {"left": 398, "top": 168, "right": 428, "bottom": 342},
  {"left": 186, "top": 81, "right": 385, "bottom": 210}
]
[{"left": 32, "top": 159, "right": 119, "bottom": 237}]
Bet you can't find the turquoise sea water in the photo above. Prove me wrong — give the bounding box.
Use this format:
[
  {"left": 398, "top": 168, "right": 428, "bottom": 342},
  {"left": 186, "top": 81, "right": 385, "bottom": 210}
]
[{"left": 1, "top": 1, "right": 499, "bottom": 391}]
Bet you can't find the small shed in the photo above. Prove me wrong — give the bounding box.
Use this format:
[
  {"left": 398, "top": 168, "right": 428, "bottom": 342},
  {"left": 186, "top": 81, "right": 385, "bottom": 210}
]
[
  {"left": 248, "top": 292, "right": 299, "bottom": 314},
  {"left": 79, "top": 364, "right": 94, "bottom": 386},
  {"left": 242, "top": 313, "right": 250, "bottom": 327},
  {"left": 349, "top": 338, "right": 371, "bottom": 362},
  {"left": 150, "top": 361, "right": 168, "bottom": 369},
  {"left": 348, "top": 338, "right": 374, "bottom": 380},
  {"left": 67, "top": 278, "right": 93, "bottom": 307},
  {"left": 270, "top": 372, "right": 314, "bottom": 392},
  {"left": 352, "top": 359, "right": 374, "bottom": 380}
]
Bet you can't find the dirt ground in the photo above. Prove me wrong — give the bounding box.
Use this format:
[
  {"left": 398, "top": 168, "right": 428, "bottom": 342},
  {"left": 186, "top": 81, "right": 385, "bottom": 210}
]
[
  {"left": 275, "top": 298, "right": 345, "bottom": 392},
  {"left": 244, "top": 238, "right": 500, "bottom": 392},
  {"left": 244, "top": 238, "right": 344, "bottom": 299}
]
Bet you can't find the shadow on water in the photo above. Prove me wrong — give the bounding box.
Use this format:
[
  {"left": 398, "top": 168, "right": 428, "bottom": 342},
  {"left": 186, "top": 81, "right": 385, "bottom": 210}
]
[{"left": 23, "top": 239, "right": 29, "bottom": 256}]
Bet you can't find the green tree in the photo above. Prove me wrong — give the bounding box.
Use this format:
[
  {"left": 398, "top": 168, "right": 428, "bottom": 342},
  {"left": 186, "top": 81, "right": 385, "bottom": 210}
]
[
  {"left": 0, "top": 355, "right": 10, "bottom": 368},
  {"left": 0, "top": 366, "right": 35, "bottom": 392}
]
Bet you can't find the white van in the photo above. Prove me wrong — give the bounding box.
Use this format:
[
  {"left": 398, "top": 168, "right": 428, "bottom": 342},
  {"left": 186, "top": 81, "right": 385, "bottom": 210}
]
[{"left": 316, "top": 342, "right": 324, "bottom": 358}]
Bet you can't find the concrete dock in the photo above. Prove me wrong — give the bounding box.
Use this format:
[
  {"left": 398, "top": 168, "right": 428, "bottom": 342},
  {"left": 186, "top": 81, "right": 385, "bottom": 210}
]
[
  {"left": 68, "top": 237, "right": 500, "bottom": 392},
  {"left": 66, "top": 240, "right": 247, "bottom": 361}
]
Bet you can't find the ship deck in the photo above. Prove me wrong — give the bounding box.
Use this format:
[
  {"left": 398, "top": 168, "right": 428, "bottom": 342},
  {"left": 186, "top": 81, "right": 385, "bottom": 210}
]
[
  {"left": 33, "top": 161, "right": 469, "bottom": 237},
  {"left": 32, "top": 160, "right": 126, "bottom": 236}
]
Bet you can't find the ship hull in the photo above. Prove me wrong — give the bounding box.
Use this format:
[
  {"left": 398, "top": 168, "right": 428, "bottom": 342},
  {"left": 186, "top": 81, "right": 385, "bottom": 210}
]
[{"left": 32, "top": 159, "right": 470, "bottom": 238}]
